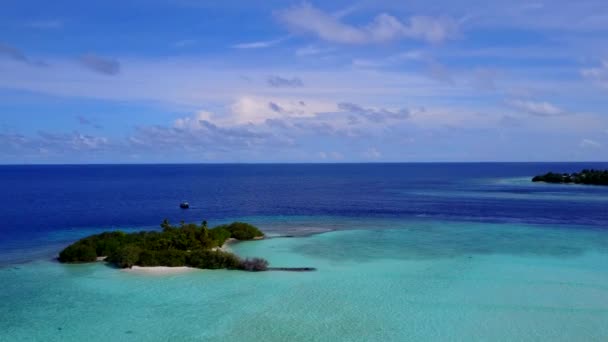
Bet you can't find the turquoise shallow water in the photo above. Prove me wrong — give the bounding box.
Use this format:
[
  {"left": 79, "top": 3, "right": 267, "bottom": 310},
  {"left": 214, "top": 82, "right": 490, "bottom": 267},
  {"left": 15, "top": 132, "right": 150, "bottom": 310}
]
[{"left": 2, "top": 219, "right": 608, "bottom": 341}]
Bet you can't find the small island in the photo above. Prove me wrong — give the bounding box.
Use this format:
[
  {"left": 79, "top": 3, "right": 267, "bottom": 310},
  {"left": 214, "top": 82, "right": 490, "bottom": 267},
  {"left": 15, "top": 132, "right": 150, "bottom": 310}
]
[
  {"left": 59, "top": 220, "right": 270, "bottom": 271},
  {"left": 532, "top": 169, "right": 608, "bottom": 185}
]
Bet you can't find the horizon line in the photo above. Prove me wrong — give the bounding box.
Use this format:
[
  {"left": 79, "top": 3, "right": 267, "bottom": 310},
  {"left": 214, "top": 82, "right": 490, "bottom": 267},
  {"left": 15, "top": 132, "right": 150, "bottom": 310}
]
[{"left": 2, "top": 161, "right": 608, "bottom": 166}]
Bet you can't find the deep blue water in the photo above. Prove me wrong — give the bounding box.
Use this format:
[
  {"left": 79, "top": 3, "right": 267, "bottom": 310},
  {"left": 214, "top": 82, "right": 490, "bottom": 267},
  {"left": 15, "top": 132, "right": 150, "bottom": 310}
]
[{"left": 2, "top": 162, "right": 608, "bottom": 264}]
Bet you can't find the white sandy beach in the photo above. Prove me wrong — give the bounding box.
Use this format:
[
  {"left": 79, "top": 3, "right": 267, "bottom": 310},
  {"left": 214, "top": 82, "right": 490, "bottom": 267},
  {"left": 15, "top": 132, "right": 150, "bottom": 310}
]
[
  {"left": 218, "top": 237, "right": 238, "bottom": 251},
  {"left": 123, "top": 266, "right": 197, "bottom": 275}
]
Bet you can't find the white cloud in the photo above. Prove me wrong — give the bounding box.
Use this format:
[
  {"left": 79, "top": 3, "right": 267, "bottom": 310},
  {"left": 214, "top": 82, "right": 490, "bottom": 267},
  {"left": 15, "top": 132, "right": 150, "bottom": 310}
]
[
  {"left": 507, "top": 99, "right": 565, "bottom": 116},
  {"left": 228, "top": 96, "right": 335, "bottom": 124},
  {"left": 581, "top": 60, "right": 608, "bottom": 89},
  {"left": 0, "top": 55, "right": 468, "bottom": 109},
  {"left": 318, "top": 151, "right": 344, "bottom": 160},
  {"left": 403, "top": 16, "right": 460, "bottom": 43},
  {"left": 37, "top": 131, "right": 109, "bottom": 151},
  {"left": 362, "top": 147, "right": 381, "bottom": 159},
  {"left": 395, "top": 50, "right": 425, "bottom": 61},
  {"left": 131, "top": 117, "right": 287, "bottom": 156},
  {"left": 580, "top": 138, "right": 601, "bottom": 148},
  {"left": 231, "top": 37, "right": 286, "bottom": 49},
  {"left": 267, "top": 75, "right": 304, "bottom": 88},
  {"left": 229, "top": 97, "right": 274, "bottom": 124},
  {"left": 174, "top": 111, "right": 214, "bottom": 129},
  {"left": 438, "top": 0, "right": 608, "bottom": 31},
  {"left": 23, "top": 20, "right": 63, "bottom": 29},
  {"left": 337, "top": 102, "right": 410, "bottom": 123},
  {"left": 351, "top": 50, "right": 425, "bottom": 69},
  {"left": 295, "top": 45, "right": 333, "bottom": 56},
  {"left": 277, "top": 3, "right": 458, "bottom": 44},
  {"left": 167, "top": 99, "right": 414, "bottom": 147}
]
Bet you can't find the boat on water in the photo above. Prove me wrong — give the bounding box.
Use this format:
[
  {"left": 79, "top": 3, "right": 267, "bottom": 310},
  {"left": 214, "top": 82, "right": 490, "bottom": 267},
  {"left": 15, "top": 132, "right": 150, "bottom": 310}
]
[{"left": 180, "top": 201, "right": 189, "bottom": 209}]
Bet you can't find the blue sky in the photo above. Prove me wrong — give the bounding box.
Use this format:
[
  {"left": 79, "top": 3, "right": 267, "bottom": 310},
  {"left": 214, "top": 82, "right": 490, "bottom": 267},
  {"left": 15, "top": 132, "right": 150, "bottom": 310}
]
[{"left": 1, "top": 0, "right": 607, "bottom": 163}]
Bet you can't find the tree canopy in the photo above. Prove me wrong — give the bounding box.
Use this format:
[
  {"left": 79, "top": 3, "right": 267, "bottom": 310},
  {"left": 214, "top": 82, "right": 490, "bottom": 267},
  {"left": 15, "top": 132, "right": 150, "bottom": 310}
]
[
  {"left": 58, "top": 220, "right": 267, "bottom": 271},
  {"left": 532, "top": 169, "right": 608, "bottom": 185}
]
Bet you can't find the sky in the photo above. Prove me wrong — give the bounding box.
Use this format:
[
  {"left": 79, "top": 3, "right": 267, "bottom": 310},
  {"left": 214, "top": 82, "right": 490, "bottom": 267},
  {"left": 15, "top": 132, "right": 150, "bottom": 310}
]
[{"left": 1, "top": 0, "right": 608, "bottom": 163}]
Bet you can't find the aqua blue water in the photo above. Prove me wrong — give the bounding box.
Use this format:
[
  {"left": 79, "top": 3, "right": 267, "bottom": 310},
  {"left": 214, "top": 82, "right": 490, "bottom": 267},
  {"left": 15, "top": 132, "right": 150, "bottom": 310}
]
[{"left": 1, "top": 163, "right": 608, "bottom": 340}]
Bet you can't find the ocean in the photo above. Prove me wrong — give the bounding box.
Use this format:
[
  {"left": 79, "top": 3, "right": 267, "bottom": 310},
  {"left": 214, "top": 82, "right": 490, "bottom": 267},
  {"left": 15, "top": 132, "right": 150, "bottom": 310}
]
[{"left": 1, "top": 163, "right": 608, "bottom": 341}]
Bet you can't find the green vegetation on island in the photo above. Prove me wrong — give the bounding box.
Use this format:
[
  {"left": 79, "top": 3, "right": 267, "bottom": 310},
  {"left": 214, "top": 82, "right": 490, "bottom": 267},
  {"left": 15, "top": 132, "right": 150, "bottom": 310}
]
[
  {"left": 532, "top": 169, "right": 608, "bottom": 185},
  {"left": 58, "top": 220, "right": 268, "bottom": 271}
]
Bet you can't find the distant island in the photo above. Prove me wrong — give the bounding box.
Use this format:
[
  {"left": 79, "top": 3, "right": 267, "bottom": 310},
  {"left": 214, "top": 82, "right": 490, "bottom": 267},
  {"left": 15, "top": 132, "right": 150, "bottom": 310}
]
[
  {"left": 532, "top": 169, "right": 608, "bottom": 185},
  {"left": 59, "top": 220, "right": 271, "bottom": 271}
]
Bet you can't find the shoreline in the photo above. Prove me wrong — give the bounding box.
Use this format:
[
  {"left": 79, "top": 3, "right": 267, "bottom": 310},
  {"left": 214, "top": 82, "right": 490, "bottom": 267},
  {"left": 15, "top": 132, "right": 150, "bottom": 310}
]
[
  {"left": 220, "top": 237, "right": 238, "bottom": 251},
  {"left": 121, "top": 236, "right": 266, "bottom": 274},
  {"left": 123, "top": 266, "right": 197, "bottom": 275},
  {"left": 216, "top": 235, "right": 264, "bottom": 252}
]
